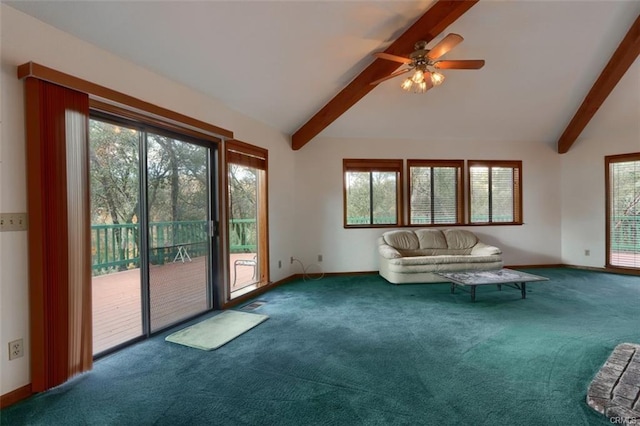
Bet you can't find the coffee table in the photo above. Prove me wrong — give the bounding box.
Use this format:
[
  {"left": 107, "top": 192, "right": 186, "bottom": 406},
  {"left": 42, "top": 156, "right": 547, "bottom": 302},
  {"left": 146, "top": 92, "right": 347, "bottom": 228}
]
[{"left": 438, "top": 269, "right": 549, "bottom": 302}]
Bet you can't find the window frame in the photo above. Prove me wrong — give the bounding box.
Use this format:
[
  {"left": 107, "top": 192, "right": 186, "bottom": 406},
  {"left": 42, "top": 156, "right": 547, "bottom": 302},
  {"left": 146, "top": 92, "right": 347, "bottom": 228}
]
[
  {"left": 467, "top": 160, "right": 523, "bottom": 225},
  {"left": 605, "top": 152, "right": 640, "bottom": 272},
  {"left": 407, "top": 159, "right": 465, "bottom": 226},
  {"left": 343, "top": 159, "right": 404, "bottom": 228}
]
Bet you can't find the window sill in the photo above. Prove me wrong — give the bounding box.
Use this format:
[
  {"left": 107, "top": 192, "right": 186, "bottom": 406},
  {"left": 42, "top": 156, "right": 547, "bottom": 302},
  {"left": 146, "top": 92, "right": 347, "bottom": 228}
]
[
  {"left": 344, "top": 224, "right": 402, "bottom": 229},
  {"left": 344, "top": 222, "right": 525, "bottom": 229}
]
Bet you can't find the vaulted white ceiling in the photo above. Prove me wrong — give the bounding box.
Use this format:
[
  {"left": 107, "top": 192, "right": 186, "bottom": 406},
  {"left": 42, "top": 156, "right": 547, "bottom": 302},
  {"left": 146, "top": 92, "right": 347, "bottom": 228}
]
[{"left": 7, "top": 1, "right": 640, "bottom": 149}]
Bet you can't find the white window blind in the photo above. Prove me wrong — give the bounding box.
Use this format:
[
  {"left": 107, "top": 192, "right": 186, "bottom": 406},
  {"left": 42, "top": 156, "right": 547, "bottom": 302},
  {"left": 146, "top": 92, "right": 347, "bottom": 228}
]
[
  {"left": 469, "top": 161, "right": 522, "bottom": 224},
  {"left": 491, "top": 167, "right": 515, "bottom": 223},
  {"left": 608, "top": 155, "right": 640, "bottom": 269},
  {"left": 409, "top": 161, "right": 463, "bottom": 225}
]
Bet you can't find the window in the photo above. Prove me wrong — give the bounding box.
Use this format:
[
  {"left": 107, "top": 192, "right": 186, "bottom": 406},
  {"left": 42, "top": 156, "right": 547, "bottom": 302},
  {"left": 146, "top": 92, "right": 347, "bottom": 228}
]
[
  {"left": 343, "top": 159, "right": 403, "bottom": 227},
  {"left": 468, "top": 161, "right": 522, "bottom": 224},
  {"left": 606, "top": 153, "right": 640, "bottom": 270},
  {"left": 408, "top": 160, "right": 464, "bottom": 225}
]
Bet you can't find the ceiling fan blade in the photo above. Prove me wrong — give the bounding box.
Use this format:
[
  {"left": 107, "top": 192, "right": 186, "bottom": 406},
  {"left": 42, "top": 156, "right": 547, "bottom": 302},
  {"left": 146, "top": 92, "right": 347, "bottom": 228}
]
[
  {"left": 427, "top": 33, "right": 464, "bottom": 60},
  {"left": 370, "top": 69, "right": 411, "bottom": 86},
  {"left": 373, "top": 52, "right": 412, "bottom": 64},
  {"left": 434, "top": 60, "right": 485, "bottom": 69}
]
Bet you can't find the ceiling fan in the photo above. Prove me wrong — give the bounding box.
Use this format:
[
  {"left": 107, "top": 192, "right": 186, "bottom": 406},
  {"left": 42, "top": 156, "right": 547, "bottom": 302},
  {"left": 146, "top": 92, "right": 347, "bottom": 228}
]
[{"left": 371, "top": 33, "right": 484, "bottom": 93}]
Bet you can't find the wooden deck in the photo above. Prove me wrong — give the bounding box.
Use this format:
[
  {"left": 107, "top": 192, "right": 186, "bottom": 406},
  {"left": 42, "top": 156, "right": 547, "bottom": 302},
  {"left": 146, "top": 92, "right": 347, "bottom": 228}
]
[{"left": 92, "top": 252, "right": 257, "bottom": 354}]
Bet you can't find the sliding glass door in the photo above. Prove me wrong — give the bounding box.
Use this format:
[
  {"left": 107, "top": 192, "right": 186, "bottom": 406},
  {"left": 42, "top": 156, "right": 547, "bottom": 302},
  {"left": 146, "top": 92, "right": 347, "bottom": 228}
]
[
  {"left": 147, "top": 133, "right": 212, "bottom": 332},
  {"left": 90, "top": 115, "right": 216, "bottom": 354},
  {"left": 90, "top": 119, "right": 143, "bottom": 354}
]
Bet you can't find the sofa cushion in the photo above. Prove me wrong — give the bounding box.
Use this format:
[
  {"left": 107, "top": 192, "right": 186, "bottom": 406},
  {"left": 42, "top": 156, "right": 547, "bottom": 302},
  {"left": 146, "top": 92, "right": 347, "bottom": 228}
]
[
  {"left": 378, "top": 242, "right": 402, "bottom": 259},
  {"left": 386, "top": 255, "right": 503, "bottom": 273},
  {"left": 383, "top": 230, "right": 419, "bottom": 250},
  {"left": 471, "top": 242, "right": 502, "bottom": 256},
  {"left": 415, "top": 229, "right": 447, "bottom": 249},
  {"left": 386, "top": 259, "right": 503, "bottom": 274},
  {"left": 403, "top": 248, "right": 471, "bottom": 256},
  {"left": 388, "top": 254, "right": 501, "bottom": 266},
  {"left": 444, "top": 229, "right": 478, "bottom": 250}
]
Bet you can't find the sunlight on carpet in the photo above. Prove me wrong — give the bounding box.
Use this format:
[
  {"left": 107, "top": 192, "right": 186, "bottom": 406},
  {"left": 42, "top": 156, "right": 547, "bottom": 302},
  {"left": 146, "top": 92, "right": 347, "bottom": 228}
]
[{"left": 165, "top": 310, "right": 269, "bottom": 350}]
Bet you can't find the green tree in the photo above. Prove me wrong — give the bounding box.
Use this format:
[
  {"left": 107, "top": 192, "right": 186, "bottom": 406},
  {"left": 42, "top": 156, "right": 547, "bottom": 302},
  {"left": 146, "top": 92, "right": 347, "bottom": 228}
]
[
  {"left": 228, "top": 164, "right": 257, "bottom": 249},
  {"left": 346, "top": 171, "right": 397, "bottom": 225},
  {"left": 90, "top": 120, "right": 140, "bottom": 271},
  {"left": 90, "top": 121, "right": 211, "bottom": 271}
]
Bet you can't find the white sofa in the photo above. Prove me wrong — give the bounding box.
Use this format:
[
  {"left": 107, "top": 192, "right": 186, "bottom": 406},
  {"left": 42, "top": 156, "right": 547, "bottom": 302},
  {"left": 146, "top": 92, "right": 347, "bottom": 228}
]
[{"left": 378, "top": 229, "right": 503, "bottom": 284}]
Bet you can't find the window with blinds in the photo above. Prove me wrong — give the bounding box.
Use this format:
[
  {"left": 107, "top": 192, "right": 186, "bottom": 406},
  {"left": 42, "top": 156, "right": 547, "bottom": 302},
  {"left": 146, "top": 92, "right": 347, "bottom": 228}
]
[
  {"left": 343, "top": 159, "right": 403, "bottom": 227},
  {"left": 606, "top": 153, "right": 640, "bottom": 270},
  {"left": 408, "top": 160, "right": 464, "bottom": 225},
  {"left": 468, "top": 160, "right": 522, "bottom": 224}
]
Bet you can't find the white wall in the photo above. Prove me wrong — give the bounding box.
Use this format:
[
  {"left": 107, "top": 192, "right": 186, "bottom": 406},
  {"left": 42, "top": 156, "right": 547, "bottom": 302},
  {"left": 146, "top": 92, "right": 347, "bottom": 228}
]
[
  {"left": 293, "top": 136, "right": 563, "bottom": 273},
  {"left": 560, "top": 61, "right": 640, "bottom": 267},
  {"left": 0, "top": 5, "right": 296, "bottom": 395},
  {"left": 561, "top": 141, "right": 611, "bottom": 268},
  {"left": 561, "top": 136, "right": 640, "bottom": 267}
]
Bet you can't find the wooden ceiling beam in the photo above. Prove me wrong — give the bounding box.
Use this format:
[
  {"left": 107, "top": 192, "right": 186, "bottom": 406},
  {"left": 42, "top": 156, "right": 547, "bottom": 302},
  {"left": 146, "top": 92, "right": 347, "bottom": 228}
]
[
  {"left": 291, "top": 0, "right": 479, "bottom": 150},
  {"left": 557, "top": 14, "right": 640, "bottom": 154}
]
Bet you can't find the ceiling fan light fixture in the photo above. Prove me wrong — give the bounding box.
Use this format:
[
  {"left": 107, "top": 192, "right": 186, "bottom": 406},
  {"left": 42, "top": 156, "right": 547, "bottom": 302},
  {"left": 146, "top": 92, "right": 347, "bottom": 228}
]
[
  {"left": 401, "top": 78, "right": 414, "bottom": 92},
  {"left": 430, "top": 71, "right": 445, "bottom": 86},
  {"left": 373, "top": 33, "right": 483, "bottom": 94},
  {"left": 401, "top": 77, "right": 430, "bottom": 94},
  {"left": 411, "top": 69, "right": 425, "bottom": 84}
]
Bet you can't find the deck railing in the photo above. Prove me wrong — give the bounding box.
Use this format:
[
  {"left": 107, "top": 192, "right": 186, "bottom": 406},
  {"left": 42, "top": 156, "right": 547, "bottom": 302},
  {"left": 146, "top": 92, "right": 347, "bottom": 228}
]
[
  {"left": 91, "top": 215, "right": 638, "bottom": 274},
  {"left": 92, "top": 223, "right": 139, "bottom": 272},
  {"left": 91, "top": 219, "right": 256, "bottom": 274}
]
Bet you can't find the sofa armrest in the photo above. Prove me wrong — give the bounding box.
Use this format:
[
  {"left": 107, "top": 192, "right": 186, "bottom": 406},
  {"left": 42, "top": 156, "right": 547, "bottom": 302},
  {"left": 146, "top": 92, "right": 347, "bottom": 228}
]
[
  {"left": 471, "top": 242, "right": 502, "bottom": 256},
  {"left": 378, "top": 244, "right": 402, "bottom": 259}
]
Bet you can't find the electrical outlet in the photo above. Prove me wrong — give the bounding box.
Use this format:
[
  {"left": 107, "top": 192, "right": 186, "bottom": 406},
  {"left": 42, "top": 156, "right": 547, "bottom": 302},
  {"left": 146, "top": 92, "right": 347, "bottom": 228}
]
[
  {"left": 290, "top": 256, "right": 294, "bottom": 264},
  {"left": 8, "top": 339, "right": 23, "bottom": 360},
  {"left": 318, "top": 254, "right": 323, "bottom": 262},
  {"left": 0, "top": 213, "right": 28, "bottom": 232},
  {"left": 584, "top": 249, "right": 590, "bottom": 256},
  {"left": 278, "top": 260, "right": 282, "bottom": 269}
]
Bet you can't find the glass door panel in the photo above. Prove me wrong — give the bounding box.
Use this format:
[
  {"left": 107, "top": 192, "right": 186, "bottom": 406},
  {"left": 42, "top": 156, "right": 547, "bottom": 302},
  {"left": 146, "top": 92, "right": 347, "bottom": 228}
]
[
  {"left": 146, "top": 133, "right": 211, "bottom": 332},
  {"left": 89, "top": 119, "right": 143, "bottom": 355},
  {"left": 228, "top": 163, "right": 260, "bottom": 292}
]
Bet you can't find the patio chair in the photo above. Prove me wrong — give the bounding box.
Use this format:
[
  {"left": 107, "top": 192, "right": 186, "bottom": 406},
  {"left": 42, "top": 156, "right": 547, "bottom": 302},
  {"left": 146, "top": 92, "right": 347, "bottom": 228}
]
[{"left": 233, "top": 255, "right": 257, "bottom": 285}]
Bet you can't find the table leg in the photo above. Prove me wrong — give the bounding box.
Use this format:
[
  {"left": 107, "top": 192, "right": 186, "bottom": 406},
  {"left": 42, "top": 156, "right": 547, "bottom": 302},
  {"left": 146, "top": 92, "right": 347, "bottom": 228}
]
[
  {"left": 173, "top": 246, "right": 192, "bottom": 263},
  {"left": 451, "top": 283, "right": 455, "bottom": 294},
  {"left": 471, "top": 286, "right": 476, "bottom": 302},
  {"left": 497, "top": 284, "right": 502, "bottom": 291},
  {"left": 521, "top": 282, "right": 526, "bottom": 299}
]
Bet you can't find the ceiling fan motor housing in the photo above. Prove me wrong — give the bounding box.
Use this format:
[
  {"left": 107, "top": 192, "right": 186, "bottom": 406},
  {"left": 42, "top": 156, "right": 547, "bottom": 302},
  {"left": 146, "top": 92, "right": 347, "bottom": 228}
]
[{"left": 410, "top": 41, "right": 431, "bottom": 68}]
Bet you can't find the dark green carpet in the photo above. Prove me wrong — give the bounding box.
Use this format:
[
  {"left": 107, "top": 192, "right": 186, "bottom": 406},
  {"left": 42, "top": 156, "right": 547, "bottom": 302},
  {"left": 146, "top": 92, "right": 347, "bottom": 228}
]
[{"left": 2, "top": 268, "right": 638, "bottom": 425}]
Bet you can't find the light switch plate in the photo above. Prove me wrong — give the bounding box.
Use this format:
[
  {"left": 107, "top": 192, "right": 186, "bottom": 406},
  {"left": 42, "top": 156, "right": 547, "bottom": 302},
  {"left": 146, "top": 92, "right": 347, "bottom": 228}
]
[{"left": 0, "top": 213, "right": 28, "bottom": 232}]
